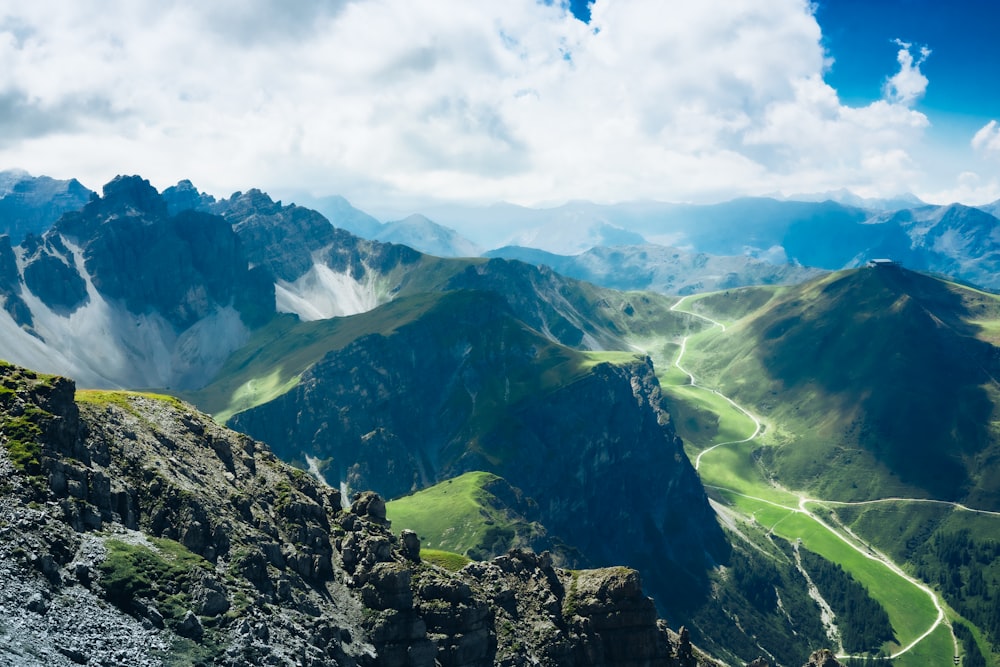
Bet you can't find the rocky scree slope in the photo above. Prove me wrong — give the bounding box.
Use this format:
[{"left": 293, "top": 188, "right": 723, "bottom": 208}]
[
  {"left": 0, "top": 175, "right": 275, "bottom": 389},
  {"left": 0, "top": 359, "right": 736, "bottom": 666}
]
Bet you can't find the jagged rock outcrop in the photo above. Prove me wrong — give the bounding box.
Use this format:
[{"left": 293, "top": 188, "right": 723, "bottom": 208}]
[
  {"left": 0, "top": 234, "right": 33, "bottom": 328},
  {"left": 0, "top": 360, "right": 730, "bottom": 666},
  {"left": 54, "top": 176, "right": 274, "bottom": 330},
  {"left": 210, "top": 188, "right": 422, "bottom": 320},
  {"left": 161, "top": 179, "right": 217, "bottom": 217},
  {"left": 800, "top": 649, "right": 844, "bottom": 667},
  {"left": 0, "top": 176, "right": 277, "bottom": 389}
]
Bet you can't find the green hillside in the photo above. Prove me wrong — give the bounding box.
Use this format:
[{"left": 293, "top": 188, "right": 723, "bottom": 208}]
[
  {"left": 181, "top": 292, "right": 448, "bottom": 421},
  {"left": 675, "top": 267, "right": 1000, "bottom": 506},
  {"left": 657, "top": 266, "right": 1000, "bottom": 664},
  {"left": 385, "top": 471, "right": 562, "bottom": 561}
]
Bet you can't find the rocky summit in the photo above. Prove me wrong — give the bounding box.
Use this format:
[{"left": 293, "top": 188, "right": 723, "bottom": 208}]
[{"left": 0, "top": 359, "right": 763, "bottom": 666}]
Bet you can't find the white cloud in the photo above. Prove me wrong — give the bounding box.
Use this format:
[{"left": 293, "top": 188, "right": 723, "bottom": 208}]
[
  {"left": 972, "top": 120, "right": 1000, "bottom": 155},
  {"left": 883, "top": 39, "right": 931, "bottom": 106},
  {"left": 0, "top": 0, "right": 944, "bottom": 207},
  {"left": 918, "top": 171, "right": 1000, "bottom": 207}
]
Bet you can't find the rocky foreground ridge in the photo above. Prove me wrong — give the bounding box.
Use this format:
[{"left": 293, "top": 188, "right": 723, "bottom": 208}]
[{"left": 0, "top": 359, "right": 842, "bottom": 666}]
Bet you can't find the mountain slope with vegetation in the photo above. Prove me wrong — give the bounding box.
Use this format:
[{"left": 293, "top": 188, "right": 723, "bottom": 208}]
[
  {"left": 677, "top": 266, "right": 1000, "bottom": 506},
  {"left": 0, "top": 359, "right": 735, "bottom": 667}
]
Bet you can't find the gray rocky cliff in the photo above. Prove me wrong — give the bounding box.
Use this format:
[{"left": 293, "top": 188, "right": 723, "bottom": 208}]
[
  {"left": 50, "top": 176, "right": 275, "bottom": 329},
  {"left": 215, "top": 188, "right": 422, "bottom": 285},
  {"left": 0, "top": 360, "right": 730, "bottom": 666}
]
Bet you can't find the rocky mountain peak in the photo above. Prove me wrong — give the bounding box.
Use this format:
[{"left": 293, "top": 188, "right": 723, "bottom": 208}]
[
  {"left": 0, "top": 171, "right": 94, "bottom": 243},
  {"left": 218, "top": 188, "right": 284, "bottom": 218},
  {"left": 98, "top": 174, "right": 168, "bottom": 219},
  {"left": 161, "top": 179, "right": 217, "bottom": 216}
]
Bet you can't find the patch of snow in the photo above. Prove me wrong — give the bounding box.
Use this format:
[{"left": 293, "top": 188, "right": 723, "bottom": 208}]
[{"left": 305, "top": 455, "right": 331, "bottom": 487}]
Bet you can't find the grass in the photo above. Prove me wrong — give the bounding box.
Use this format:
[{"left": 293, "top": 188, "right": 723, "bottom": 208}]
[
  {"left": 665, "top": 273, "right": 987, "bottom": 664},
  {"left": 892, "top": 622, "right": 955, "bottom": 667},
  {"left": 76, "top": 390, "right": 186, "bottom": 413},
  {"left": 664, "top": 384, "right": 757, "bottom": 451},
  {"left": 181, "top": 292, "right": 453, "bottom": 419},
  {"left": 183, "top": 287, "right": 649, "bottom": 424},
  {"left": 420, "top": 549, "right": 472, "bottom": 572},
  {"left": 211, "top": 369, "right": 301, "bottom": 425},
  {"left": 1, "top": 409, "right": 46, "bottom": 473},
  {"left": 722, "top": 493, "right": 939, "bottom": 656},
  {"left": 0, "top": 362, "right": 59, "bottom": 478},
  {"left": 577, "top": 350, "right": 646, "bottom": 370},
  {"left": 677, "top": 286, "right": 783, "bottom": 326},
  {"left": 386, "top": 471, "right": 539, "bottom": 559},
  {"left": 674, "top": 268, "right": 1000, "bottom": 503},
  {"left": 98, "top": 537, "right": 212, "bottom": 625}
]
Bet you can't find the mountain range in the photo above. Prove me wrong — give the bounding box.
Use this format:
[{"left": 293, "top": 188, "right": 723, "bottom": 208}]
[{"left": 2, "top": 172, "right": 999, "bottom": 666}]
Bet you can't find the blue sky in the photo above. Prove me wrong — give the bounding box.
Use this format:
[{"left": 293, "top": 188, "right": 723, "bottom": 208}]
[{"left": 0, "top": 1, "right": 998, "bottom": 209}]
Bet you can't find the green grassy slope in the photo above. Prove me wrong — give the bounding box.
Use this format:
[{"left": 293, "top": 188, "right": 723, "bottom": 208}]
[
  {"left": 181, "top": 255, "right": 701, "bottom": 423},
  {"left": 677, "top": 267, "right": 1000, "bottom": 506},
  {"left": 181, "top": 292, "right": 447, "bottom": 421},
  {"left": 657, "top": 267, "right": 1000, "bottom": 663},
  {"left": 385, "top": 471, "right": 557, "bottom": 560}
]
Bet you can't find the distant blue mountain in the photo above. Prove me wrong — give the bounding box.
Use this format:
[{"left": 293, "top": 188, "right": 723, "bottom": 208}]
[{"left": 0, "top": 170, "right": 93, "bottom": 243}]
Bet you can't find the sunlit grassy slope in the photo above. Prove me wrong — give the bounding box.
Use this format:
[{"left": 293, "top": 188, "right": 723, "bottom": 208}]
[
  {"left": 181, "top": 292, "right": 447, "bottom": 421},
  {"left": 675, "top": 267, "right": 1000, "bottom": 507},
  {"left": 386, "top": 471, "right": 546, "bottom": 559},
  {"left": 660, "top": 267, "right": 1000, "bottom": 666}
]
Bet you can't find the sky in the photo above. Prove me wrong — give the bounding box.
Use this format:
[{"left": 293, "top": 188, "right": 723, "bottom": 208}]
[{"left": 1, "top": 0, "right": 998, "bottom": 211}]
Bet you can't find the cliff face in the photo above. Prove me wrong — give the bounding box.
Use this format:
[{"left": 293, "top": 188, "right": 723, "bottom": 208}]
[
  {"left": 0, "top": 176, "right": 276, "bottom": 389},
  {"left": 53, "top": 176, "right": 274, "bottom": 330},
  {"left": 0, "top": 360, "right": 725, "bottom": 666},
  {"left": 228, "top": 289, "right": 728, "bottom": 617}
]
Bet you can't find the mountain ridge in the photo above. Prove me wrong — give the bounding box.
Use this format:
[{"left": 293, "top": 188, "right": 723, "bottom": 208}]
[{"left": 0, "top": 358, "right": 739, "bottom": 667}]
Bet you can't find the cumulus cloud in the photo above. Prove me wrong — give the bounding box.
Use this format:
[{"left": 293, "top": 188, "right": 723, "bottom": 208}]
[
  {"left": 0, "top": 0, "right": 939, "bottom": 207},
  {"left": 883, "top": 39, "right": 931, "bottom": 106}
]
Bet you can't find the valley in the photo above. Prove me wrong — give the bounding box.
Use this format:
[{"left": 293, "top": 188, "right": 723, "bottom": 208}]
[{"left": 665, "top": 276, "right": 1000, "bottom": 666}]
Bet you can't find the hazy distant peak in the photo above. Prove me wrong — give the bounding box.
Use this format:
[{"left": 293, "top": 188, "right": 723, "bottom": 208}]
[
  {"left": 0, "top": 168, "right": 31, "bottom": 196},
  {"left": 376, "top": 213, "right": 482, "bottom": 258},
  {"left": 785, "top": 189, "right": 925, "bottom": 211},
  {"left": 161, "top": 179, "right": 217, "bottom": 216}
]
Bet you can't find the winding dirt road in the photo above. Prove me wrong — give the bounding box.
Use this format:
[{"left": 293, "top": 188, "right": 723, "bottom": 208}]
[{"left": 669, "top": 295, "right": 961, "bottom": 662}]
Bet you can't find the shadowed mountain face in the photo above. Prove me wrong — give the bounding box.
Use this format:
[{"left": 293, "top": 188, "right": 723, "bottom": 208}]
[
  {"left": 55, "top": 177, "right": 275, "bottom": 330},
  {"left": 694, "top": 267, "right": 1000, "bottom": 505},
  {"left": 228, "top": 289, "right": 729, "bottom": 618},
  {"left": 761, "top": 269, "right": 996, "bottom": 497},
  {"left": 0, "top": 176, "right": 277, "bottom": 389}
]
